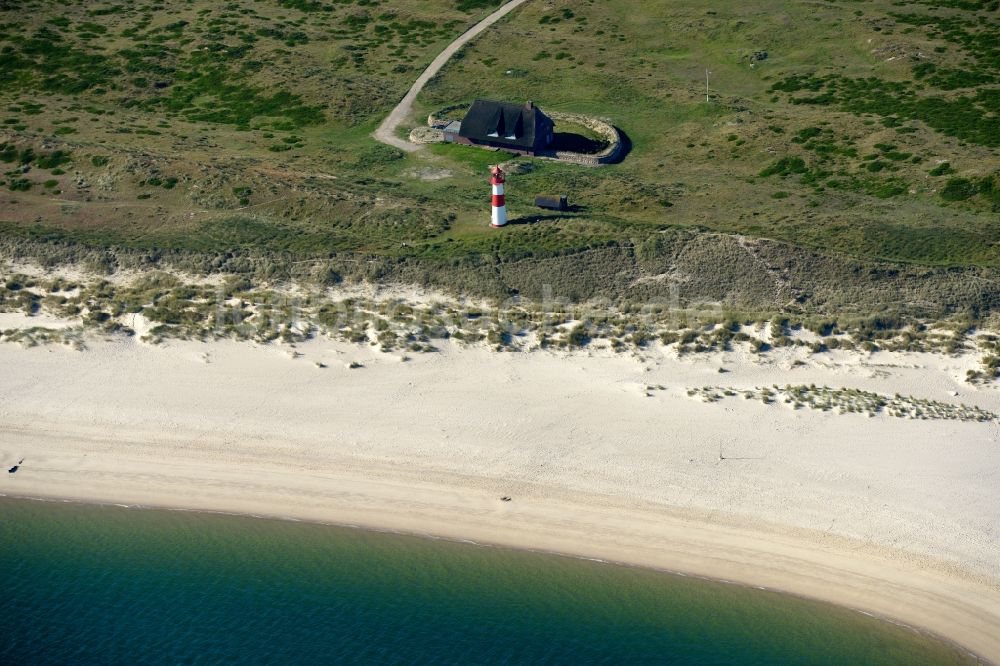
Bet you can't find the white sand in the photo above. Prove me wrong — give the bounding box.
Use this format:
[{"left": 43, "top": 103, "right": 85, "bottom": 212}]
[
  {"left": 1, "top": 334, "right": 999, "bottom": 660},
  {"left": 0, "top": 312, "right": 79, "bottom": 330}
]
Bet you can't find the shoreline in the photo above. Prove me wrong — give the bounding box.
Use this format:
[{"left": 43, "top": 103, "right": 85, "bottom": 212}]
[
  {"left": 2, "top": 335, "right": 999, "bottom": 661},
  {"left": 0, "top": 492, "right": 988, "bottom": 664},
  {"left": 1, "top": 481, "right": 995, "bottom": 665}
]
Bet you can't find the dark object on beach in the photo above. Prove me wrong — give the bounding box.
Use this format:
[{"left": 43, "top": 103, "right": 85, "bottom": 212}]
[
  {"left": 535, "top": 195, "right": 568, "bottom": 211},
  {"left": 9, "top": 459, "right": 23, "bottom": 474},
  {"left": 500, "top": 496, "right": 512, "bottom": 502}
]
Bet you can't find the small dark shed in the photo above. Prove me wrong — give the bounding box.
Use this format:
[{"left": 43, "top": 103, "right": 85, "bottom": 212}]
[
  {"left": 535, "top": 195, "right": 568, "bottom": 211},
  {"left": 457, "top": 100, "right": 555, "bottom": 156}
]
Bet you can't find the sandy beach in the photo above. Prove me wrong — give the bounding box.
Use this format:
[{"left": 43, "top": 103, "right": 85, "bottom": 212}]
[{"left": 1, "top": 329, "right": 999, "bottom": 661}]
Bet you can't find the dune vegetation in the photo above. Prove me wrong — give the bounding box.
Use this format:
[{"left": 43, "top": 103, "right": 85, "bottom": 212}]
[{"left": 0, "top": 0, "right": 998, "bottom": 319}]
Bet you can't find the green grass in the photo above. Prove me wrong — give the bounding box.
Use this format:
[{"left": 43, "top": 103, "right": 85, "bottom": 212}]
[
  {"left": 0, "top": 0, "right": 999, "bottom": 315},
  {"left": 0, "top": 0, "right": 480, "bottom": 127},
  {"left": 411, "top": 0, "right": 999, "bottom": 270}
]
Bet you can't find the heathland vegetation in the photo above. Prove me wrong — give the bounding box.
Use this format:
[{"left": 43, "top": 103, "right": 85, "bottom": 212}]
[{"left": 0, "top": 0, "right": 998, "bottom": 320}]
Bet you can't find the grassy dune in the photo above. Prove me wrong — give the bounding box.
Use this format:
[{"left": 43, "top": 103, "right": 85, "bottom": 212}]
[
  {"left": 0, "top": 0, "right": 998, "bottom": 316},
  {"left": 417, "top": 0, "right": 1000, "bottom": 265}
]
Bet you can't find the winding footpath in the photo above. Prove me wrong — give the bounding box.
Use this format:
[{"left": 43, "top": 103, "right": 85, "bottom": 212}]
[{"left": 373, "top": 0, "right": 532, "bottom": 152}]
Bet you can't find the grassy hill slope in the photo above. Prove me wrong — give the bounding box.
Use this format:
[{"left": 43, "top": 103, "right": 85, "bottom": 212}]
[{"left": 0, "top": 0, "right": 998, "bottom": 318}]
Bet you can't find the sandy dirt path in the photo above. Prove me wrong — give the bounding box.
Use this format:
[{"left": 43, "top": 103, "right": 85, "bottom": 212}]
[{"left": 373, "top": 0, "right": 532, "bottom": 152}]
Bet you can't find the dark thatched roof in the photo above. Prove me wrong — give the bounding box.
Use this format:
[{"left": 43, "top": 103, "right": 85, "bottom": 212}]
[{"left": 459, "top": 99, "right": 553, "bottom": 150}]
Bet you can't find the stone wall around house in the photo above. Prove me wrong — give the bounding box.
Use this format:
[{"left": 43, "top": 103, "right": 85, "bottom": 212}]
[
  {"left": 409, "top": 126, "right": 445, "bottom": 144},
  {"left": 544, "top": 111, "right": 625, "bottom": 165},
  {"left": 427, "top": 103, "right": 471, "bottom": 128}
]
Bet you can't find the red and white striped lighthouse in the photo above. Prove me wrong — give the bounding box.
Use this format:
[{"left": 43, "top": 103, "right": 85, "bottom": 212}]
[{"left": 490, "top": 165, "right": 507, "bottom": 227}]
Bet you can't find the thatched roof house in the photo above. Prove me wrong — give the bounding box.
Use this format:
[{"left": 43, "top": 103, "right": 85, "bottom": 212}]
[{"left": 447, "top": 100, "right": 554, "bottom": 156}]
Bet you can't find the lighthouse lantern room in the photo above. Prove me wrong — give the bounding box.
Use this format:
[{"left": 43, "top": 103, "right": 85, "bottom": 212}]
[{"left": 490, "top": 165, "right": 507, "bottom": 228}]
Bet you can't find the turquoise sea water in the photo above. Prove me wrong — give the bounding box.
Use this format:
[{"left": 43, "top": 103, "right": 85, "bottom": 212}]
[{"left": 0, "top": 497, "right": 974, "bottom": 665}]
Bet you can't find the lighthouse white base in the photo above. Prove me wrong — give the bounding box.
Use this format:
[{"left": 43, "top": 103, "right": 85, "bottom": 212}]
[{"left": 491, "top": 206, "right": 508, "bottom": 227}]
